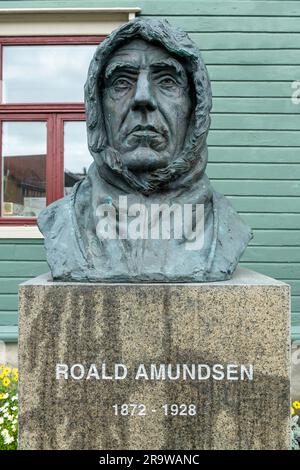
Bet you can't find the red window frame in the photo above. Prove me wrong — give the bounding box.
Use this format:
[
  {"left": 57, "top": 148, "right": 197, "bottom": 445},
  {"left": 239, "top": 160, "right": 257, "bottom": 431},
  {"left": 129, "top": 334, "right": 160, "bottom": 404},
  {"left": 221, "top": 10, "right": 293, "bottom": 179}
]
[{"left": 0, "top": 35, "right": 105, "bottom": 225}]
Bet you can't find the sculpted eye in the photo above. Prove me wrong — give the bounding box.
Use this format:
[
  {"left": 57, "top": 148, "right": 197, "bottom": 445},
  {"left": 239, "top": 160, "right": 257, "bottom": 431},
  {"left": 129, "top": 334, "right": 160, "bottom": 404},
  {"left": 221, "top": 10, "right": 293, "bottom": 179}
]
[
  {"left": 158, "top": 76, "right": 177, "bottom": 88},
  {"left": 112, "top": 78, "right": 133, "bottom": 90}
]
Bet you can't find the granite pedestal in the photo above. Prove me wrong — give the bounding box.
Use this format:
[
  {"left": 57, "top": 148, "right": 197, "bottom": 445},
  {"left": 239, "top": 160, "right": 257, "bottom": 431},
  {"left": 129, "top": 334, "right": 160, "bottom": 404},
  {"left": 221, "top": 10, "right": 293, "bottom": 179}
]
[{"left": 18, "top": 267, "right": 291, "bottom": 450}]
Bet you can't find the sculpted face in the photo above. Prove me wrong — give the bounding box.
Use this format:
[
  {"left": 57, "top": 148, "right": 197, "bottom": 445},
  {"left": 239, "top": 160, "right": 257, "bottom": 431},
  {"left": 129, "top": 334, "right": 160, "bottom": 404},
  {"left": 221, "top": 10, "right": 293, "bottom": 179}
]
[{"left": 102, "top": 39, "right": 192, "bottom": 173}]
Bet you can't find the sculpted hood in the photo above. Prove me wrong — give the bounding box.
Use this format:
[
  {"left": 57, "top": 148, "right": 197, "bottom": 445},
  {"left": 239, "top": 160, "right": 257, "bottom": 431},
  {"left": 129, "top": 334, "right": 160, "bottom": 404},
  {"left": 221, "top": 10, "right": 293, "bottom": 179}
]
[
  {"left": 38, "top": 18, "right": 253, "bottom": 282},
  {"left": 84, "top": 17, "right": 212, "bottom": 193}
]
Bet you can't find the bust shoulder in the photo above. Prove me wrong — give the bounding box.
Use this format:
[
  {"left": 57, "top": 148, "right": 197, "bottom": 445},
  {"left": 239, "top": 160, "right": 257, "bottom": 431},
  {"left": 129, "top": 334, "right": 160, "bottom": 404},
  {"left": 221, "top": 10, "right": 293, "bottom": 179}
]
[
  {"left": 209, "top": 192, "right": 253, "bottom": 280},
  {"left": 37, "top": 190, "right": 89, "bottom": 280},
  {"left": 38, "top": 195, "right": 71, "bottom": 236}
]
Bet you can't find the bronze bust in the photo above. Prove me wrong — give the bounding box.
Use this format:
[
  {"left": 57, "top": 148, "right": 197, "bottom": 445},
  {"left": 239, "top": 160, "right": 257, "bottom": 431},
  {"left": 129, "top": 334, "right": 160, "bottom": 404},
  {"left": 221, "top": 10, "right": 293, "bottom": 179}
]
[{"left": 38, "top": 18, "right": 252, "bottom": 282}]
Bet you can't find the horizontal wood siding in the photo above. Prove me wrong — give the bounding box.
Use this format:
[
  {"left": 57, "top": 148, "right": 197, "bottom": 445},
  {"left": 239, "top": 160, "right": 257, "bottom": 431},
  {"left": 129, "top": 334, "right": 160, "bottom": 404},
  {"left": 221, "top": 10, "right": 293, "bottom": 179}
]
[{"left": 0, "top": 1, "right": 299, "bottom": 341}]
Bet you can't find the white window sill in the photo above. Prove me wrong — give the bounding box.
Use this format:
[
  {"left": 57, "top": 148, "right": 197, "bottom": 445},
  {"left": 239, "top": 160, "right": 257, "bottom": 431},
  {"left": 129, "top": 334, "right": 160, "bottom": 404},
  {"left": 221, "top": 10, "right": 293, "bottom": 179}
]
[
  {"left": 0, "top": 7, "right": 141, "bottom": 35},
  {"left": 0, "top": 226, "right": 43, "bottom": 239}
]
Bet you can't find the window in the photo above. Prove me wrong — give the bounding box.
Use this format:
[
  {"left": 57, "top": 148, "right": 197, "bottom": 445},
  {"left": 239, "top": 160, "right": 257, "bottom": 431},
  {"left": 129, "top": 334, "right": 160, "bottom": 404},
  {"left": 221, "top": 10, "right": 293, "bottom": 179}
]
[
  {"left": 63, "top": 120, "right": 91, "bottom": 196},
  {"left": 0, "top": 36, "right": 103, "bottom": 225},
  {"left": 3, "top": 44, "right": 96, "bottom": 103},
  {"left": 2, "top": 120, "right": 47, "bottom": 217}
]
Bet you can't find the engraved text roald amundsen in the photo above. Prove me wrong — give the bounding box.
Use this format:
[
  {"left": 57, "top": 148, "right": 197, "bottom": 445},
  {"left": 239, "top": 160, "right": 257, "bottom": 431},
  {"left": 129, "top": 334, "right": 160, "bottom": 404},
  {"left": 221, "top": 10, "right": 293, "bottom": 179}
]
[{"left": 56, "top": 363, "right": 254, "bottom": 381}]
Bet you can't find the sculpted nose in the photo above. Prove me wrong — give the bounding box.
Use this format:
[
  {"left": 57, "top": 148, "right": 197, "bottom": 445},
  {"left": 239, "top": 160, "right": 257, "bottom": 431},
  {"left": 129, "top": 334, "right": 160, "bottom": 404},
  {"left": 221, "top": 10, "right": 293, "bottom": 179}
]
[{"left": 131, "top": 71, "right": 157, "bottom": 112}]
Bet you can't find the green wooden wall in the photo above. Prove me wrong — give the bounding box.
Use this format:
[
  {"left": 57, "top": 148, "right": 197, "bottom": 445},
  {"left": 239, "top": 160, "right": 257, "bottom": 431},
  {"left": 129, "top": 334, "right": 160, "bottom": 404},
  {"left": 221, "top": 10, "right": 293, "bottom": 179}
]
[{"left": 0, "top": 0, "right": 299, "bottom": 341}]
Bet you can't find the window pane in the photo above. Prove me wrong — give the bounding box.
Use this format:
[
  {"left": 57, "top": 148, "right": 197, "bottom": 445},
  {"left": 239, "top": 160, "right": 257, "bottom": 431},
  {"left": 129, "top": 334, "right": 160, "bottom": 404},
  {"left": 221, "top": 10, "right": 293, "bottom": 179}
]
[
  {"left": 3, "top": 45, "right": 96, "bottom": 103},
  {"left": 64, "top": 121, "right": 92, "bottom": 196},
  {"left": 1, "top": 122, "right": 47, "bottom": 217}
]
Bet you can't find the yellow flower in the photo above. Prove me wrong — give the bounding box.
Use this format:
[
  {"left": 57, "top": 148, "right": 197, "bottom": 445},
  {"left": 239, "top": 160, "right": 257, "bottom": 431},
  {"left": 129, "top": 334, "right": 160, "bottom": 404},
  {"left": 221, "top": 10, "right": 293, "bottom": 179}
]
[
  {"left": 293, "top": 400, "right": 300, "bottom": 409},
  {"left": 12, "top": 368, "right": 18, "bottom": 375},
  {"left": 13, "top": 376, "right": 18, "bottom": 382},
  {"left": 0, "top": 364, "right": 4, "bottom": 370},
  {"left": 2, "top": 377, "right": 10, "bottom": 387},
  {"left": 0, "top": 367, "right": 11, "bottom": 378},
  {"left": 0, "top": 392, "right": 4, "bottom": 399},
  {"left": 292, "top": 407, "right": 295, "bottom": 415}
]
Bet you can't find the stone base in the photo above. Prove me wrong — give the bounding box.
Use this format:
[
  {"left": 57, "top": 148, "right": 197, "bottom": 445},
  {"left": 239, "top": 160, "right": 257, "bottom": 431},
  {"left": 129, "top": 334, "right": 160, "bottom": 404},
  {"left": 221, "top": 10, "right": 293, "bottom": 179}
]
[{"left": 18, "top": 267, "right": 290, "bottom": 450}]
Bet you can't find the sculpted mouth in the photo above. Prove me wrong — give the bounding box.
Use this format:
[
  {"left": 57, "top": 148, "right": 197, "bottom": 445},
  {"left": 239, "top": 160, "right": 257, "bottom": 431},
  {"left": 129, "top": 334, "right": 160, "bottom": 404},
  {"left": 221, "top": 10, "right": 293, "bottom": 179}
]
[
  {"left": 128, "top": 124, "right": 162, "bottom": 137},
  {"left": 125, "top": 124, "right": 168, "bottom": 151}
]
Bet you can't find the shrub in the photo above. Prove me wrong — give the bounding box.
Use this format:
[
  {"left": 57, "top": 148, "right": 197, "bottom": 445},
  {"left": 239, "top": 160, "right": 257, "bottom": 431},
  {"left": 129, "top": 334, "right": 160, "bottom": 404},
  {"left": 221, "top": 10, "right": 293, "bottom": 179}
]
[{"left": 0, "top": 364, "right": 18, "bottom": 450}]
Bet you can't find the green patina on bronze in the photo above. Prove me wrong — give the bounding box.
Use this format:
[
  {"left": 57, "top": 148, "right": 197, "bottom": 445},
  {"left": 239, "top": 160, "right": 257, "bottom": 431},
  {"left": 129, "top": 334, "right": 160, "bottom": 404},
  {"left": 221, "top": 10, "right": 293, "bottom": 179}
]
[{"left": 38, "top": 18, "right": 252, "bottom": 282}]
